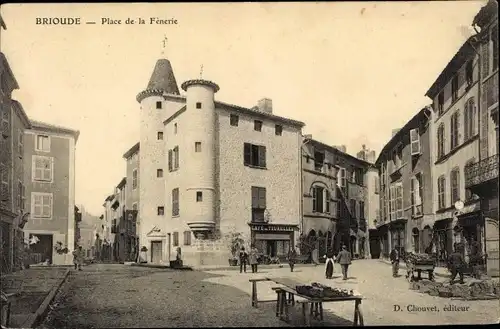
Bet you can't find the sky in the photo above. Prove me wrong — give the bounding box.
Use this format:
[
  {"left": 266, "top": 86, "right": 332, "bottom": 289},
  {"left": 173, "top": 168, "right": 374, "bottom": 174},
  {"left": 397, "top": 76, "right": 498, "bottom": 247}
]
[{"left": 1, "top": 1, "right": 486, "bottom": 215}]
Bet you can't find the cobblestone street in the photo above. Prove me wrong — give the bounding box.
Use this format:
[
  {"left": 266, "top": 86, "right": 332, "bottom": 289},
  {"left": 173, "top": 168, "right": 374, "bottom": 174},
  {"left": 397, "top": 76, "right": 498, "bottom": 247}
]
[
  {"left": 41, "top": 264, "right": 287, "bottom": 328},
  {"left": 39, "top": 260, "right": 499, "bottom": 327}
]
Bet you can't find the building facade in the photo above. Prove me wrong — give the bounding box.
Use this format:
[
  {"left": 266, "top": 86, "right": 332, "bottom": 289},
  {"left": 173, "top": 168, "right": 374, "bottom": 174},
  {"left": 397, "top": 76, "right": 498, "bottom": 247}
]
[
  {"left": 101, "top": 194, "right": 116, "bottom": 261},
  {"left": 133, "top": 57, "right": 304, "bottom": 266},
  {"left": 0, "top": 15, "right": 31, "bottom": 272},
  {"left": 356, "top": 146, "right": 380, "bottom": 259},
  {"left": 22, "top": 121, "right": 79, "bottom": 265},
  {"left": 375, "top": 107, "right": 433, "bottom": 260},
  {"left": 466, "top": 0, "right": 499, "bottom": 277},
  {"left": 123, "top": 142, "right": 140, "bottom": 261},
  {"left": 425, "top": 32, "right": 485, "bottom": 268}
]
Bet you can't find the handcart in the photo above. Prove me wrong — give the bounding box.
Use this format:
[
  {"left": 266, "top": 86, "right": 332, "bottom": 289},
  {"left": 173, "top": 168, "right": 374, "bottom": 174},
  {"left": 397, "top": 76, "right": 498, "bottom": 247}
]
[{"left": 406, "top": 260, "right": 436, "bottom": 282}]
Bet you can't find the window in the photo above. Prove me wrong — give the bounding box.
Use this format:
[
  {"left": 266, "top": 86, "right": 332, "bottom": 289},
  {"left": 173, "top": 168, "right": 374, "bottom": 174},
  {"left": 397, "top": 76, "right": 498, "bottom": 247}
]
[
  {"left": 157, "top": 169, "right": 163, "bottom": 178},
  {"left": 392, "top": 146, "right": 402, "bottom": 170},
  {"left": 17, "top": 181, "right": 25, "bottom": 211},
  {"left": 466, "top": 60, "right": 473, "bottom": 86},
  {"left": 169, "top": 146, "right": 180, "bottom": 171},
  {"left": 172, "top": 188, "right": 179, "bottom": 216},
  {"left": 451, "top": 75, "right": 458, "bottom": 102},
  {"left": 492, "top": 23, "right": 498, "bottom": 71},
  {"left": 173, "top": 232, "right": 179, "bottom": 246},
  {"left": 275, "top": 125, "right": 283, "bottom": 136},
  {"left": 437, "top": 176, "right": 446, "bottom": 209},
  {"left": 157, "top": 206, "right": 165, "bottom": 216},
  {"left": 230, "top": 114, "right": 239, "bottom": 127},
  {"left": 410, "top": 128, "right": 421, "bottom": 156},
  {"left": 32, "top": 193, "right": 52, "bottom": 218},
  {"left": 196, "top": 191, "right": 203, "bottom": 202},
  {"left": 374, "top": 176, "right": 380, "bottom": 194},
  {"left": 312, "top": 185, "right": 330, "bottom": 213},
  {"left": 0, "top": 163, "right": 8, "bottom": 202},
  {"left": 411, "top": 173, "right": 423, "bottom": 216},
  {"left": 196, "top": 102, "right": 202, "bottom": 109},
  {"left": 450, "top": 168, "right": 460, "bottom": 204},
  {"left": 389, "top": 183, "right": 403, "bottom": 220},
  {"left": 437, "top": 124, "right": 445, "bottom": 159},
  {"left": 132, "top": 169, "right": 138, "bottom": 189},
  {"left": 359, "top": 201, "right": 365, "bottom": 219},
  {"left": 18, "top": 129, "right": 23, "bottom": 156},
  {"left": 337, "top": 167, "right": 346, "bottom": 193},
  {"left": 437, "top": 92, "right": 444, "bottom": 115},
  {"left": 33, "top": 156, "right": 53, "bottom": 182},
  {"left": 354, "top": 168, "right": 364, "bottom": 185},
  {"left": 251, "top": 186, "right": 266, "bottom": 222},
  {"left": 450, "top": 111, "right": 460, "bottom": 150},
  {"left": 350, "top": 199, "right": 357, "bottom": 218},
  {"left": 314, "top": 150, "right": 325, "bottom": 171},
  {"left": 254, "top": 120, "right": 262, "bottom": 132},
  {"left": 157, "top": 132, "right": 163, "bottom": 140},
  {"left": 174, "top": 123, "right": 177, "bottom": 134},
  {"left": 464, "top": 159, "right": 475, "bottom": 200},
  {"left": 183, "top": 231, "right": 192, "bottom": 245},
  {"left": 36, "top": 135, "right": 50, "bottom": 152},
  {"left": 156, "top": 101, "right": 162, "bottom": 109},
  {"left": 195, "top": 142, "right": 202, "bottom": 153},
  {"left": 464, "top": 97, "right": 475, "bottom": 141},
  {"left": 243, "top": 143, "right": 266, "bottom": 168}
]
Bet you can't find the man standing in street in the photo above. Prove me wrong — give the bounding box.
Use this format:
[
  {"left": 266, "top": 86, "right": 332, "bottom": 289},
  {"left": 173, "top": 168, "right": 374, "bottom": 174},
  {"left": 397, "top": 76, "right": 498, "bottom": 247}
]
[
  {"left": 336, "top": 245, "right": 352, "bottom": 280},
  {"left": 239, "top": 247, "right": 248, "bottom": 273},
  {"left": 390, "top": 246, "right": 400, "bottom": 277},
  {"left": 448, "top": 245, "right": 465, "bottom": 284}
]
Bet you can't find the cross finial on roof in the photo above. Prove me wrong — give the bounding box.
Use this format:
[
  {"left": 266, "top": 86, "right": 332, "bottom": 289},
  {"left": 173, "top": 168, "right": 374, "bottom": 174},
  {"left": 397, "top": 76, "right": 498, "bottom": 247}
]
[
  {"left": 200, "top": 64, "right": 204, "bottom": 78},
  {"left": 161, "top": 35, "right": 168, "bottom": 56}
]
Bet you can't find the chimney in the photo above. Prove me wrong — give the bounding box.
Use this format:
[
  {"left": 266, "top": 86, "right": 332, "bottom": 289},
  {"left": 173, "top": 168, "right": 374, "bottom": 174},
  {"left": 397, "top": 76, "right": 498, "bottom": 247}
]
[
  {"left": 257, "top": 98, "right": 273, "bottom": 114},
  {"left": 368, "top": 150, "right": 376, "bottom": 163},
  {"left": 334, "top": 145, "right": 347, "bottom": 153}
]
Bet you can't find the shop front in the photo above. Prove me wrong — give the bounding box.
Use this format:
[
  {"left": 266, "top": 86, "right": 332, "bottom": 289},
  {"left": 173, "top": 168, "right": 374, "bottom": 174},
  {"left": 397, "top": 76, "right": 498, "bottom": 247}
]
[
  {"left": 389, "top": 220, "right": 405, "bottom": 259},
  {"left": 433, "top": 218, "right": 453, "bottom": 267},
  {"left": 249, "top": 223, "right": 298, "bottom": 261}
]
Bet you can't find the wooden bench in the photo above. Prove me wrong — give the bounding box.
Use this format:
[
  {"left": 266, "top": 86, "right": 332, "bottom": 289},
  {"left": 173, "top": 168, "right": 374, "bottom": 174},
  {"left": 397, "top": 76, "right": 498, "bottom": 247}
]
[{"left": 271, "top": 287, "right": 295, "bottom": 320}]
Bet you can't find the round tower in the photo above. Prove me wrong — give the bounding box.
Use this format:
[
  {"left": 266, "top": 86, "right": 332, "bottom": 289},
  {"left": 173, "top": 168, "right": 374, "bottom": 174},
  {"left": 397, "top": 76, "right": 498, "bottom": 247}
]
[
  {"left": 136, "top": 58, "right": 180, "bottom": 260},
  {"left": 180, "top": 79, "right": 220, "bottom": 239}
]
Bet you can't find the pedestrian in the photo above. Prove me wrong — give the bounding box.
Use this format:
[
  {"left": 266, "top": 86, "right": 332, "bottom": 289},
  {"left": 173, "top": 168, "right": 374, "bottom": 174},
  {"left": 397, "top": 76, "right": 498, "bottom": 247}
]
[
  {"left": 72, "top": 246, "right": 84, "bottom": 271},
  {"left": 239, "top": 246, "right": 248, "bottom": 273},
  {"left": 336, "top": 245, "right": 352, "bottom": 280},
  {"left": 249, "top": 246, "right": 259, "bottom": 273},
  {"left": 448, "top": 245, "right": 465, "bottom": 284},
  {"left": 287, "top": 246, "right": 297, "bottom": 272},
  {"left": 324, "top": 248, "right": 335, "bottom": 279},
  {"left": 390, "top": 246, "right": 400, "bottom": 277}
]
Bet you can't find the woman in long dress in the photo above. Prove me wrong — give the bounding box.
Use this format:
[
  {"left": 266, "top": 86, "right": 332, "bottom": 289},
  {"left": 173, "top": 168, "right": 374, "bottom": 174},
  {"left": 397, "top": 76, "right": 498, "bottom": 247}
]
[{"left": 324, "top": 249, "right": 335, "bottom": 279}]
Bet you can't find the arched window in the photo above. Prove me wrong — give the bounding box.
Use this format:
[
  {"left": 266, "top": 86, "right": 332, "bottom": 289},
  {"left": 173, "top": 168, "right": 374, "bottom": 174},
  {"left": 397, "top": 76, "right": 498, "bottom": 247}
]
[
  {"left": 437, "top": 123, "right": 445, "bottom": 159},
  {"left": 450, "top": 167, "right": 460, "bottom": 204},
  {"left": 437, "top": 175, "right": 446, "bottom": 209},
  {"left": 464, "top": 158, "right": 475, "bottom": 200},
  {"left": 412, "top": 228, "right": 420, "bottom": 253},
  {"left": 464, "top": 97, "right": 476, "bottom": 140},
  {"left": 450, "top": 111, "right": 460, "bottom": 150}
]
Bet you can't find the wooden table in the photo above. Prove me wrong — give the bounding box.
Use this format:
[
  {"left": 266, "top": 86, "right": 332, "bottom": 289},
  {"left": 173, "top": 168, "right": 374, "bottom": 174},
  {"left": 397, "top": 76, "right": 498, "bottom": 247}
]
[{"left": 249, "top": 277, "right": 364, "bottom": 326}]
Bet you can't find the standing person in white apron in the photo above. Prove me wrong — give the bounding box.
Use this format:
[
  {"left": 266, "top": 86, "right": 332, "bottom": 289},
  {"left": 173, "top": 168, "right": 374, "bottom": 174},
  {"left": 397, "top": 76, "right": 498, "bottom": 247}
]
[{"left": 324, "top": 249, "right": 336, "bottom": 279}]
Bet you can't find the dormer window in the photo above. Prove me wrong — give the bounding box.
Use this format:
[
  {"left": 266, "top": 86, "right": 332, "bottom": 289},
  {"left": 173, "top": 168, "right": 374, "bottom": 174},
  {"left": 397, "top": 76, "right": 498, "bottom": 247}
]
[{"left": 314, "top": 150, "right": 325, "bottom": 171}]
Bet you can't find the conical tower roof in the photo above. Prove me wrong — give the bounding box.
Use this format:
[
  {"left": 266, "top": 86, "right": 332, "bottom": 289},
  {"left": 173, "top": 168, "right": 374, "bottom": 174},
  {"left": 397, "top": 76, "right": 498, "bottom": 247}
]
[{"left": 146, "top": 59, "right": 180, "bottom": 95}]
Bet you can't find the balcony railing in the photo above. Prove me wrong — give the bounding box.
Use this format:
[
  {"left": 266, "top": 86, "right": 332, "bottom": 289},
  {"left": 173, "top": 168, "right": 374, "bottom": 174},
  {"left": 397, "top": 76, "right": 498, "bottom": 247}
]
[{"left": 465, "top": 154, "right": 499, "bottom": 188}]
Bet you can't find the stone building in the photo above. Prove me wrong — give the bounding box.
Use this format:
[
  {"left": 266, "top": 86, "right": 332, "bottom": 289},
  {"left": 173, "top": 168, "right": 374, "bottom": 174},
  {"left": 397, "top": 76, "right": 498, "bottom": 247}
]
[
  {"left": 375, "top": 107, "right": 433, "bottom": 260},
  {"left": 135, "top": 57, "right": 304, "bottom": 266}
]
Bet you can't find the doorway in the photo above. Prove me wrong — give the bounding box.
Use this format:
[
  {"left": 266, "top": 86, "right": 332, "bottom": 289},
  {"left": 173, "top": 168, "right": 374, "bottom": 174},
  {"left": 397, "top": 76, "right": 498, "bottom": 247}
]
[
  {"left": 150, "top": 241, "right": 163, "bottom": 264},
  {"left": 29, "top": 234, "right": 53, "bottom": 264}
]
